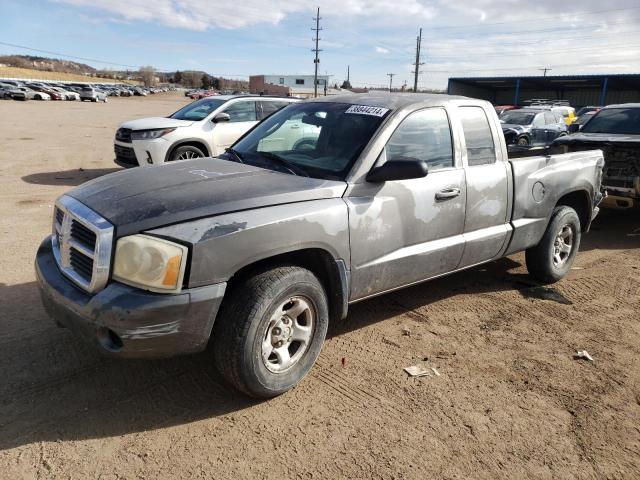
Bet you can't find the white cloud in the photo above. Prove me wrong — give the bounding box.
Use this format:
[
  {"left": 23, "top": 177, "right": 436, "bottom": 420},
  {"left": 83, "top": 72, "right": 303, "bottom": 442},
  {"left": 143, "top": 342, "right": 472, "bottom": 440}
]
[
  {"left": 375, "top": 46, "right": 389, "bottom": 54},
  {"left": 58, "top": 0, "right": 437, "bottom": 31}
]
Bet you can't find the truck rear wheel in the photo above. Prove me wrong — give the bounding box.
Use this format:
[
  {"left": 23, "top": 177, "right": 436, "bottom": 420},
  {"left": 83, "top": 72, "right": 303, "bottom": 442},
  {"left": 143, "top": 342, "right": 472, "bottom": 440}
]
[
  {"left": 212, "top": 266, "right": 329, "bottom": 398},
  {"left": 526, "top": 206, "right": 581, "bottom": 283}
]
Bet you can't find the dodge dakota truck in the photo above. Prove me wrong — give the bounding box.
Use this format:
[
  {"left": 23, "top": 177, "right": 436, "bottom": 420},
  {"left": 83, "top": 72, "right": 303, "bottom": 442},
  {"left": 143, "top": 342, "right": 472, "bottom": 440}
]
[{"left": 36, "top": 94, "right": 604, "bottom": 398}]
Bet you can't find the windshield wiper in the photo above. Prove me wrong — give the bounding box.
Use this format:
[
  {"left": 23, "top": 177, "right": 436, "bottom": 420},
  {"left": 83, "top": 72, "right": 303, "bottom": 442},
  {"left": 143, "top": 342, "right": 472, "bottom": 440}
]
[
  {"left": 225, "top": 147, "right": 244, "bottom": 164},
  {"left": 258, "top": 151, "right": 310, "bottom": 177}
]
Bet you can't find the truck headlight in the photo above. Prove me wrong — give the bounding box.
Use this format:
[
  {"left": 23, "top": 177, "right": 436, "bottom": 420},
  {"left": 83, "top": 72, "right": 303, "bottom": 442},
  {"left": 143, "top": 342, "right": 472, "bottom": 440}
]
[
  {"left": 113, "top": 235, "right": 188, "bottom": 293},
  {"left": 130, "top": 128, "right": 176, "bottom": 140}
]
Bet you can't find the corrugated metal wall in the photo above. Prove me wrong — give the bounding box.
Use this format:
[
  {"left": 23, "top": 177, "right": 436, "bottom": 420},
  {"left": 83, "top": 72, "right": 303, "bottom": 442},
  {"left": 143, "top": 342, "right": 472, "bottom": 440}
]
[{"left": 448, "top": 76, "right": 640, "bottom": 106}]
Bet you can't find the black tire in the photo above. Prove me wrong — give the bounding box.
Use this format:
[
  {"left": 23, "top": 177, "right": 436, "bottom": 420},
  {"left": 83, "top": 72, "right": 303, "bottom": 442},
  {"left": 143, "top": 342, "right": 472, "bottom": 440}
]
[
  {"left": 169, "top": 145, "right": 205, "bottom": 162},
  {"left": 212, "top": 266, "right": 329, "bottom": 398},
  {"left": 516, "top": 136, "right": 530, "bottom": 146},
  {"left": 526, "top": 206, "right": 581, "bottom": 283}
]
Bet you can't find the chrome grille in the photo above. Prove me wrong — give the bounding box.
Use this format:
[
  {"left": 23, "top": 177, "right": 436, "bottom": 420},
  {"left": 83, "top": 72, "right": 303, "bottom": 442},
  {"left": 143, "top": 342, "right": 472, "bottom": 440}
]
[{"left": 52, "top": 195, "right": 114, "bottom": 293}]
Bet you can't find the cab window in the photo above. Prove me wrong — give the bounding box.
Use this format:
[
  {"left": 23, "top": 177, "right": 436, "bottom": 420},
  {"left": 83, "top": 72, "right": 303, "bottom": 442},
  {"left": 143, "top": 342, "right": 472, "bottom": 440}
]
[
  {"left": 385, "top": 108, "right": 453, "bottom": 171},
  {"left": 459, "top": 106, "right": 496, "bottom": 166},
  {"left": 222, "top": 101, "right": 257, "bottom": 122}
]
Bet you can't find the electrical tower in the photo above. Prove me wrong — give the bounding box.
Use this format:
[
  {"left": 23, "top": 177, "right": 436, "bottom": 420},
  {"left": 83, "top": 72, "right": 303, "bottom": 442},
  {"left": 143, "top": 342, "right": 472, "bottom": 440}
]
[
  {"left": 387, "top": 73, "right": 395, "bottom": 92},
  {"left": 412, "top": 28, "right": 424, "bottom": 92},
  {"left": 312, "top": 7, "right": 322, "bottom": 98}
]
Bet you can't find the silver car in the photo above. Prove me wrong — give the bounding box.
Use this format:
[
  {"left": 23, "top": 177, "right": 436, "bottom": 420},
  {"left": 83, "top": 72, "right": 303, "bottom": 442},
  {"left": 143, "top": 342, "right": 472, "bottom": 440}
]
[{"left": 79, "top": 87, "right": 108, "bottom": 103}]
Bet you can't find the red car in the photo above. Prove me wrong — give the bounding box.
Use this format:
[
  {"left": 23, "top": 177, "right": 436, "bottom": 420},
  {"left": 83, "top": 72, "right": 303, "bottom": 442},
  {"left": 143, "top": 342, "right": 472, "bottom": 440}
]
[
  {"left": 495, "top": 105, "right": 519, "bottom": 116},
  {"left": 28, "top": 85, "right": 63, "bottom": 100},
  {"left": 194, "top": 90, "right": 219, "bottom": 100}
]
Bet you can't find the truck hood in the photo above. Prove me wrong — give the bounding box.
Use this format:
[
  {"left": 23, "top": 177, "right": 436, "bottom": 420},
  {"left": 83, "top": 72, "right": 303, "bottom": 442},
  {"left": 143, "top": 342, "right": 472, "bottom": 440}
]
[
  {"left": 68, "top": 158, "right": 347, "bottom": 237},
  {"left": 119, "top": 117, "right": 194, "bottom": 130},
  {"left": 554, "top": 132, "right": 640, "bottom": 146}
]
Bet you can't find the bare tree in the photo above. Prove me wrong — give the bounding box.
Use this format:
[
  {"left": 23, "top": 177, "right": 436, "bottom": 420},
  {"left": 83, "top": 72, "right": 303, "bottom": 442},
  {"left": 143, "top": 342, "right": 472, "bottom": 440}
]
[{"left": 139, "top": 66, "right": 156, "bottom": 87}]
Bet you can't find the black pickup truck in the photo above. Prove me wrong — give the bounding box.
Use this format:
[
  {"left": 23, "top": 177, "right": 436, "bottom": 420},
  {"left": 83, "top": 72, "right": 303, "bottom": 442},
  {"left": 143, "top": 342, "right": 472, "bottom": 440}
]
[{"left": 554, "top": 104, "right": 640, "bottom": 210}]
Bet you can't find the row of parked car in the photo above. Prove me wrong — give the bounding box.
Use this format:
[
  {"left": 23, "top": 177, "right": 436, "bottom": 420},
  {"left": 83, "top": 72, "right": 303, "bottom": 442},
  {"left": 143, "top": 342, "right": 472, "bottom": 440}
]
[
  {"left": 0, "top": 79, "right": 173, "bottom": 102},
  {"left": 496, "top": 101, "right": 603, "bottom": 148}
]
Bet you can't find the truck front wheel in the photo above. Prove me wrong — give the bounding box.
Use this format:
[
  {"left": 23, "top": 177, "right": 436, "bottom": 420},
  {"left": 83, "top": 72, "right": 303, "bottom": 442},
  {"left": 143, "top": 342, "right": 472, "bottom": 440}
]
[
  {"left": 526, "top": 206, "right": 581, "bottom": 283},
  {"left": 212, "top": 266, "right": 329, "bottom": 398}
]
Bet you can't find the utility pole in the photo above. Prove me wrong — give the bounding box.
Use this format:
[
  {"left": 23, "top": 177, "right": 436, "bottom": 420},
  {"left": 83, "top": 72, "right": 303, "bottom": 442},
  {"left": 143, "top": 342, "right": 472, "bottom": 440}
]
[
  {"left": 387, "top": 73, "right": 395, "bottom": 92},
  {"left": 412, "top": 28, "right": 424, "bottom": 93},
  {"left": 312, "top": 7, "right": 322, "bottom": 98},
  {"left": 539, "top": 68, "right": 552, "bottom": 77}
]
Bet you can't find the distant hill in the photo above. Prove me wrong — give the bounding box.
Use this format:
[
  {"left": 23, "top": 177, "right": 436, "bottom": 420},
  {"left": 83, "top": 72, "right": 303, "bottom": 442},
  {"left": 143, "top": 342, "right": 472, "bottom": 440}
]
[{"left": 0, "top": 55, "right": 97, "bottom": 74}]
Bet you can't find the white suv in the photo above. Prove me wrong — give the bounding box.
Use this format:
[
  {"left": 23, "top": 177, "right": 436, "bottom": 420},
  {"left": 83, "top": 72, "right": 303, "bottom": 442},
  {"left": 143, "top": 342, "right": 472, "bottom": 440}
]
[{"left": 114, "top": 95, "right": 298, "bottom": 167}]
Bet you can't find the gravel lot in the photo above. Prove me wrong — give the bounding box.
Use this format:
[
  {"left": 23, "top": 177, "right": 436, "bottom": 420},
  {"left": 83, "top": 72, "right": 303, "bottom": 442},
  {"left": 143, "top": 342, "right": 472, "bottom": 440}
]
[{"left": 0, "top": 93, "right": 639, "bottom": 479}]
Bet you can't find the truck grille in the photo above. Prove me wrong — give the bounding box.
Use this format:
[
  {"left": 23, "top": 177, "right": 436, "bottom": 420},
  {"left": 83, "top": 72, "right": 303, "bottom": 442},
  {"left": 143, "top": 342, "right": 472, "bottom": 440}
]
[
  {"left": 52, "top": 196, "right": 114, "bottom": 293},
  {"left": 115, "top": 127, "right": 132, "bottom": 143},
  {"left": 114, "top": 144, "right": 138, "bottom": 167}
]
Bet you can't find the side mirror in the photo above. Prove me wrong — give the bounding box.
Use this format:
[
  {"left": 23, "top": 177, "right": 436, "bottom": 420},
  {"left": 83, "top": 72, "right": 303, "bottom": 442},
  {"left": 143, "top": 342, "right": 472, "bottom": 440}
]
[
  {"left": 212, "top": 112, "right": 231, "bottom": 123},
  {"left": 367, "top": 158, "right": 429, "bottom": 183}
]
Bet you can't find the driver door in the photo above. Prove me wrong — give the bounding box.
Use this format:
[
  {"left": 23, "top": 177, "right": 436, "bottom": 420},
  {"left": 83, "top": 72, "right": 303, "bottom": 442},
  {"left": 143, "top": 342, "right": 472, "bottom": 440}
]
[
  {"left": 347, "top": 108, "right": 466, "bottom": 300},
  {"left": 212, "top": 100, "right": 258, "bottom": 155}
]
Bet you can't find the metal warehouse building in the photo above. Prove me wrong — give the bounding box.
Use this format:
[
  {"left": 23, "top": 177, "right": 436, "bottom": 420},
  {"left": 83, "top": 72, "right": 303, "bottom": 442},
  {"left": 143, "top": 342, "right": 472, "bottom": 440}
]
[{"left": 447, "top": 74, "right": 640, "bottom": 106}]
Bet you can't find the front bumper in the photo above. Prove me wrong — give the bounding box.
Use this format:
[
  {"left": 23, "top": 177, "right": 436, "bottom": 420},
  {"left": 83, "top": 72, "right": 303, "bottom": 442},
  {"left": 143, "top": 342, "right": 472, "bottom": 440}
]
[
  {"left": 35, "top": 237, "right": 226, "bottom": 358},
  {"left": 114, "top": 139, "right": 170, "bottom": 167}
]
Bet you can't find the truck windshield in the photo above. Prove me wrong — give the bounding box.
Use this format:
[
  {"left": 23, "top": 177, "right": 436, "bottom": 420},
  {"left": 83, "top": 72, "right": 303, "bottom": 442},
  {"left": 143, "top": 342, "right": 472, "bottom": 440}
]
[
  {"left": 231, "top": 102, "right": 390, "bottom": 180},
  {"left": 171, "top": 98, "right": 227, "bottom": 121},
  {"left": 580, "top": 108, "right": 640, "bottom": 135},
  {"left": 500, "top": 112, "right": 534, "bottom": 125}
]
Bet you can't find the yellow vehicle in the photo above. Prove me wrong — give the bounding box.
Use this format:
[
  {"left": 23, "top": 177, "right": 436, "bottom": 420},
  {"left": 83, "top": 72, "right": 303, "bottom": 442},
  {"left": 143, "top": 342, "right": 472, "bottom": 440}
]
[{"left": 557, "top": 106, "right": 577, "bottom": 125}]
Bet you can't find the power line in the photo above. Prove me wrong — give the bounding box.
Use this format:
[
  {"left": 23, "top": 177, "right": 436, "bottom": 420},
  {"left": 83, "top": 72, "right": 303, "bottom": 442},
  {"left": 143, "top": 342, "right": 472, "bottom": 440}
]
[
  {"left": 0, "top": 41, "right": 141, "bottom": 69},
  {"left": 311, "top": 7, "right": 322, "bottom": 98},
  {"left": 428, "top": 41, "right": 640, "bottom": 60}
]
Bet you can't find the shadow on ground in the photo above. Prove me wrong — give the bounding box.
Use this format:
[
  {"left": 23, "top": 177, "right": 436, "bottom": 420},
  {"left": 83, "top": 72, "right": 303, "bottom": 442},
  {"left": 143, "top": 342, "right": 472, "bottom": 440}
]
[
  {"left": 581, "top": 208, "right": 640, "bottom": 251},
  {"left": 21, "top": 168, "right": 120, "bottom": 186},
  {"left": 0, "top": 207, "right": 636, "bottom": 450}
]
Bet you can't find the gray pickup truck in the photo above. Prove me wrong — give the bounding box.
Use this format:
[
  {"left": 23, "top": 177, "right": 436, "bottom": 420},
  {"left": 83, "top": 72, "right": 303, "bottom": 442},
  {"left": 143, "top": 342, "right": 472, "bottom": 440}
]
[{"left": 36, "top": 94, "right": 604, "bottom": 397}]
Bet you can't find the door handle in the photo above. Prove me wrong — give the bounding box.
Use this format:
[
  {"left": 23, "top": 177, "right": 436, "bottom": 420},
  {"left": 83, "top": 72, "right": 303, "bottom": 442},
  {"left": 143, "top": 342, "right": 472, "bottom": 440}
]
[{"left": 435, "top": 187, "right": 461, "bottom": 201}]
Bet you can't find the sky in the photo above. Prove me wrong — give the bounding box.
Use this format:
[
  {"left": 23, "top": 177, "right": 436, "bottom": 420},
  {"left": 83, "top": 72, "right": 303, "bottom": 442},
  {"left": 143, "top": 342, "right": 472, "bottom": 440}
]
[{"left": 1, "top": 0, "right": 640, "bottom": 89}]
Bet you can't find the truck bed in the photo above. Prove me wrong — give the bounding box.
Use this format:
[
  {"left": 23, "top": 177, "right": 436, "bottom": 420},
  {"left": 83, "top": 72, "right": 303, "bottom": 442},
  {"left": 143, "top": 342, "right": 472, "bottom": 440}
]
[{"left": 505, "top": 149, "right": 604, "bottom": 255}]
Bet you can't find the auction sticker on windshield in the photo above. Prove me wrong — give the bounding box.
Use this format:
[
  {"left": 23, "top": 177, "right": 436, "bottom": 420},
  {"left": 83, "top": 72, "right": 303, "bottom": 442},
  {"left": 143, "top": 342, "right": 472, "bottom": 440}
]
[{"left": 345, "top": 105, "right": 389, "bottom": 117}]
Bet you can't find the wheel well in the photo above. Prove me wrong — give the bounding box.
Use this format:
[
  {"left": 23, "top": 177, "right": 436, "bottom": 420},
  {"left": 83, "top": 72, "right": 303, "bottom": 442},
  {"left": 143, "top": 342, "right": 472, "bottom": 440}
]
[
  {"left": 166, "top": 141, "right": 210, "bottom": 161},
  {"left": 556, "top": 190, "right": 591, "bottom": 229},
  {"left": 227, "top": 249, "right": 347, "bottom": 323}
]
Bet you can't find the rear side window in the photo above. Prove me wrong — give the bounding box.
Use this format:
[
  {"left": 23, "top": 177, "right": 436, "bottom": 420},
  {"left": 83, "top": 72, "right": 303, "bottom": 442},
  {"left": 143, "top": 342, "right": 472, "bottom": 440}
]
[
  {"left": 385, "top": 108, "right": 453, "bottom": 171},
  {"left": 258, "top": 100, "right": 291, "bottom": 120},
  {"left": 459, "top": 106, "right": 496, "bottom": 166},
  {"left": 544, "top": 112, "right": 556, "bottom": 125},
  {"left": 222, "top": 101, "right": 257, "bottom": 122}
]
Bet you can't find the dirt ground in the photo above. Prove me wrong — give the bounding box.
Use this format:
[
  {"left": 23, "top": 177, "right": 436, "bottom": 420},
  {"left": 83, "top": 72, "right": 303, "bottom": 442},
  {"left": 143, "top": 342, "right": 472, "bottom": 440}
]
[{"left": 0, "top": 93, "right": 639, "bottom": 480}]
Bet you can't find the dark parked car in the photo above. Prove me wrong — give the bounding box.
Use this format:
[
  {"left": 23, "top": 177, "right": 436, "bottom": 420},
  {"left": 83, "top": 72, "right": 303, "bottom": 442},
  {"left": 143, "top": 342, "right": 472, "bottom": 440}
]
[
  {"left": 500, "top": 109, "right": 567, "bottom": 146},
  {"left": 554, "top": 104, "right": 640, "bottom": 210},
  {"left": 575, "top": 106, "right": 602, "bottom": 117}
]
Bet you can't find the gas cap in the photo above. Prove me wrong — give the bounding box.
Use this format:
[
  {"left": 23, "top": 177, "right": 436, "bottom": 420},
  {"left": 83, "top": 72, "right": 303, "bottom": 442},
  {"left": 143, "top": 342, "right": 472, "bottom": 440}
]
[{"left": 532, "top": 182, "right": 546, "bottom": 203}]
